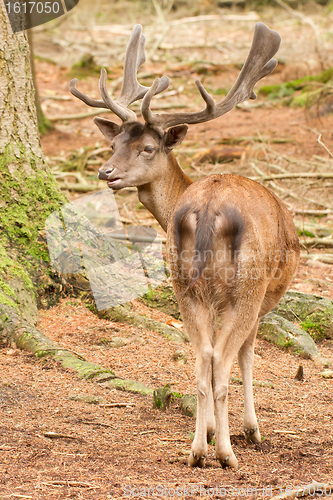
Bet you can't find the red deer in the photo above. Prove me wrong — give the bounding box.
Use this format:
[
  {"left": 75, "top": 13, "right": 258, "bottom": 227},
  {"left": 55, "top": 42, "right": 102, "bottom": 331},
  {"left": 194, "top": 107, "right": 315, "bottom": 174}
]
[{"left": 70, "top": 23, "right": 300, "bottom": 468}]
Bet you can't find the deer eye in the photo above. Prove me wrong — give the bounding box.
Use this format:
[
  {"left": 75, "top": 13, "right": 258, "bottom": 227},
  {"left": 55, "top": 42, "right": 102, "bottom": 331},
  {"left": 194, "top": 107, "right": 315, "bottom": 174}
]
[{"left": 144, "top": 146, "right": 154, "bottom": 154}]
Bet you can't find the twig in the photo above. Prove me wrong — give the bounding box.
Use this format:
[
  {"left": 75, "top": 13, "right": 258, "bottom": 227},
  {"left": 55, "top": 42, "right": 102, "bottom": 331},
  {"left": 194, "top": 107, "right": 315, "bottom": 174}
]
[
  {"left": 267, "top": 180, "right": 333, "bottom": 210},
  {"left": 158, "top": 437, "right": 187, "bottom": 442},
  {"left": 81, "top": 420, "right": 114, "bottom": 428},
  {"left": 9, "top": 495, "right": 33, "bottom": 499},
  {"left": 42, "top": 432, "right": 81, "bottom": 440},
  {"left": 273, "top": 0, "right": 324, "bottom": 69},
  {"left": 317, "top": 134, "right": 333, "bottom": 158},
  {"left": 273, "top": 429, "right": 297, "bottom": 435},
  {"left": 41, "top": 481, "right": 99, "bottom": 488},
  {"left": 140, "top": 430, "right": 156, "bottom": 435},
  {"left": 99, "top": 402, "right": 135, "bottom": 408}
]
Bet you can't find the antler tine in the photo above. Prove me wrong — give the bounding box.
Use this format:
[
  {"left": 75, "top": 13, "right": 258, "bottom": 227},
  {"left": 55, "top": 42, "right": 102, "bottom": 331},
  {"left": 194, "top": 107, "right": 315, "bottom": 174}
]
[
  {"left": 141, "top": 78, "right": 160, "bottom": 126},
  {"left": 118, "top": 24, "right": 170, "bottom": 107},
  {"left": 69, "top": 78, "right": 109, "bottom": 109},
  {"left": 99, "top": 68, "right": 137, "bottom": 122},
  {"left": 141, "top": 23, "right": 281, "bottom": 130},
  {"left": 70, "top": 25, "right": 169, "bottom": 123}
]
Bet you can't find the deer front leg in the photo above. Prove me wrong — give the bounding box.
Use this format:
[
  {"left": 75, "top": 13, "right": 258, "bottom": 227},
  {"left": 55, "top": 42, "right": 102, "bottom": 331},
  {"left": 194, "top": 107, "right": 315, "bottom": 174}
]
[{"left": 238, "top": 319, "right": 261, "bottom": 445}]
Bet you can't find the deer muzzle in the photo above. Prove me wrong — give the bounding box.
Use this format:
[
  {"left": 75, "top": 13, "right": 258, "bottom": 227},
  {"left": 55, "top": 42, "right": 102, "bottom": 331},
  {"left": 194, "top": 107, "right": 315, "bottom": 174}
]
[{"left": 98, "top": 167, "right": 113, "bottom": 181}]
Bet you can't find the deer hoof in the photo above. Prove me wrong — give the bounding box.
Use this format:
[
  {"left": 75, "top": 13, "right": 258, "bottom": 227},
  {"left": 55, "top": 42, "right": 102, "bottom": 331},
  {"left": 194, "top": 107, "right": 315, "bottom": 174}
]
[
  {"left": 244, "top": 425, "right": 261, "bottom": 445},
  {"left": 216, "top": 452, "right": 238, "bottom": 469},
  {"left": 188, "top": 451, "right": 206, "bottom": 468}
]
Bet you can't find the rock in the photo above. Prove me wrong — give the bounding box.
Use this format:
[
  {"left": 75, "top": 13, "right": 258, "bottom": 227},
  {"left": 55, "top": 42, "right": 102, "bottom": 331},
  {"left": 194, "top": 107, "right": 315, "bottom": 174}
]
[
  {"left": 321, "top": 370, "right": 333, "bottom": 379},
  {"left": 109, "top": 336, "right": 132, "bottom": 348},
  {"left": 274, "top": 291, "right": 333, "bottom": 340},
  {"left": 258, "top": 312, "right": 331, "bottom": 367},
  {"left": 295, "top": 365, "right": 304, "bottom": 381},
  {"left": 153, "top": 384, "right": 172, "bottom": 410},
  {"left": 180, "top": 394, "right": 197, "bottom": 418},
  {"left": 172, "top": 349, "right": 187, "bottom": 364}
]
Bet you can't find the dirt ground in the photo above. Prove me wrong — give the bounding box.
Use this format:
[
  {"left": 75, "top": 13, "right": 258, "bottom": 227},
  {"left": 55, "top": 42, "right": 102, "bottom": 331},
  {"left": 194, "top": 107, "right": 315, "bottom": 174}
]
[{"left": 1, "top": 5, "right": 333, "bottom": 499}]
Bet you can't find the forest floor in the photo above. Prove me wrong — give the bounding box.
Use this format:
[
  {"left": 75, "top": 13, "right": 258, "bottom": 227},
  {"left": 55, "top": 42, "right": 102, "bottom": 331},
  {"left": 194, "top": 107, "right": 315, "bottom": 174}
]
[{"left": 1, "top": 4, "right": 333, "bottom": 499}]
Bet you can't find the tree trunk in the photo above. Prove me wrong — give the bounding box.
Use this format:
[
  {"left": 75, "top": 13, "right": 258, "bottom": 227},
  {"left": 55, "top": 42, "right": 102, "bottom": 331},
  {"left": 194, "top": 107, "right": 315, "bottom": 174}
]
[
  {"left": 0, "top": 4, "right": 65, "bottom": 324},
  {"left": 26, "top": 29, "right": 53, "bottom": 135}
]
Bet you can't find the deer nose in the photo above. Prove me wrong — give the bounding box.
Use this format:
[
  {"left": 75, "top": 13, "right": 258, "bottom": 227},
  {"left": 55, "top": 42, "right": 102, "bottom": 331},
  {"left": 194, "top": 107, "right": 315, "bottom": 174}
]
[{"left": 98, "top": 167, "right": 113, "bottom": 180}]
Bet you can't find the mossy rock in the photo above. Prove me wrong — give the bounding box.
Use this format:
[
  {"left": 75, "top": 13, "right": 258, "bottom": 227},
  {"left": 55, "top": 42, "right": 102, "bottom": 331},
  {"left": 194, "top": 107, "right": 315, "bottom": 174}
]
[
  {"left": 258, "top": 312, "right": 331, "bottom": 367},
  {"left": 140, "top": 282, "right": 180, "bottom": 319},
  {"left": 274, "top": 291, "right": 333, "bottom": 340},
  {"left": 180, "top": 394, "right": 197, "bottom": 418},
  {"left": 153, "top": 384, "right": 172, "bottom": 410}
]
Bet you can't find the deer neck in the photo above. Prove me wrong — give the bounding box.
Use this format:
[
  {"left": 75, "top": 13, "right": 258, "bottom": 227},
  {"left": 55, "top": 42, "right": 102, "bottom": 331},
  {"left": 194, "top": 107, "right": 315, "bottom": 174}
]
[{"left": 137, "top": 152, "right": 192, "bottom": 232}]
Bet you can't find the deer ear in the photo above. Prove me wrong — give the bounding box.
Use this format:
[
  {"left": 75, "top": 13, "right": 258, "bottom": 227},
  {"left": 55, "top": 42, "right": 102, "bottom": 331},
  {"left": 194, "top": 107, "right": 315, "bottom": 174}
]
[
  {"left": 164, "top": 125, "right": 188, "bottom": 151},
  {"left": 94, "top": 117, "right": 121, "bottom": 142}
]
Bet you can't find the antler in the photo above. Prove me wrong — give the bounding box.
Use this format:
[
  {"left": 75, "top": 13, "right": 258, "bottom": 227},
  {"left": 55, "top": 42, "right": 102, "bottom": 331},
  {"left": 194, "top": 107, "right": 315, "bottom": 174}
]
[
  {"left": 69, "top": 24, "right": 169, "bottom": 123},
  {"left": 141, "top": 22, "right": 281, "bottom": 130}
]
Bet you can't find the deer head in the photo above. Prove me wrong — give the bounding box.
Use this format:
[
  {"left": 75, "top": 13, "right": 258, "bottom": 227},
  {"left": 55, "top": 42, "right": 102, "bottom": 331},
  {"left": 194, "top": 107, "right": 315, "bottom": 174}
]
[{"left": 69, "top": 23, "right": 281, "bottom": 191}]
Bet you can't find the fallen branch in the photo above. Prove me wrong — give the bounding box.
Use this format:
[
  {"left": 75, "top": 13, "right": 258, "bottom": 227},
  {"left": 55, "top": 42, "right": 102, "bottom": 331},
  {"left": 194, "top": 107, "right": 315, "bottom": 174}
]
[
  {"left": 58, "top": 182, "right": 105, "bottom": 192},
  {"left": 251, "top": 172, "right": 333, "bottom": 182},
  {"left": 300, "top": 252, "right": 333, "bottom": 264},
  {"left": 293, "top": 209, "right": 332, "bottom": 216},
  {"left": 301, "top": 237, "right": 333, "bottom": 248},
  {"left": 49, "top": 103, "right": 187, "bottom": 122}
]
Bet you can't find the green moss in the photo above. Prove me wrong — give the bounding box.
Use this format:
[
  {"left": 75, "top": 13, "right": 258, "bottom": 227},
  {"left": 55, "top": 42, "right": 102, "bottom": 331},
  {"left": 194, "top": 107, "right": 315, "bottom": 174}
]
[
  {"left": 153, "top": 383, "right": 172, "bottom": 410},
  {"left": 67, "top": 54, "right": 102, "bottom": 79},
  {"left": 107, "top": 378, "right": 153, "bottom": 396},
  {"left": 0, "top": 143, "right": 66, "bottom": 319},
  {"left": 0, "top": 291, "right": 18, "bottom": 309},
  {"left": 297, "top": 229, "right": 315, "bottom": 238},
  {"left": 0, "top": 144, "right": 66, "bottom": 263},
  {"left": 300, "top": 320, "right": 325, "bottom": 341},
  {"left": 140, "top": 283, "right": 180, "bottom": 319}
]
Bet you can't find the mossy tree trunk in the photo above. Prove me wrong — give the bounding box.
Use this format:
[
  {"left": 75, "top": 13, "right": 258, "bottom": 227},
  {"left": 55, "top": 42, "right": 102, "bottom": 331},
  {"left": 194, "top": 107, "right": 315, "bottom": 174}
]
[{"left": 0, "top": 4, "right": 66, "bottom": 325}]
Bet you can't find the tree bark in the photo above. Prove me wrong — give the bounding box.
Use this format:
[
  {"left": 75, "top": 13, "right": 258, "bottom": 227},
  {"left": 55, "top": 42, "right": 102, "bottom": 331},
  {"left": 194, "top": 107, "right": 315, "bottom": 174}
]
[{"left": 0, "top": 4, "right": 65, "bottom": 324}]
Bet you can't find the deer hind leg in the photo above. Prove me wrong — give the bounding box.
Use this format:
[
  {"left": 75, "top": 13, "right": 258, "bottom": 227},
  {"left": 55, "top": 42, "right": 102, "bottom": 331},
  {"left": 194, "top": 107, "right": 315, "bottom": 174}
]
[
  {"left": 213, "top": 307, "right": 261, "bottom": 469},
  {"left": 238, "top": 318, "right": 261, "bottom": 444},
  {"left": 206, "top": 382, "right": 216, "bottom": 444},
  {"left": 179, "top": 302, "right": 213, "bottom": 468}
]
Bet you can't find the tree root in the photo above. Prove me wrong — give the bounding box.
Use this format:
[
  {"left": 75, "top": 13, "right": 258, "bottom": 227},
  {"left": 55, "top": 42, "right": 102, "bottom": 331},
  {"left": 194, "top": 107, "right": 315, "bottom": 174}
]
[
  {"left": 0, "top": 304, "right": 152, "bottom": 396},
  {"left": 102, "top": 302, "right": 189, "bottom": 343}
]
